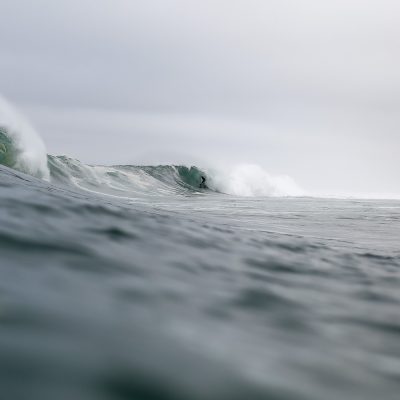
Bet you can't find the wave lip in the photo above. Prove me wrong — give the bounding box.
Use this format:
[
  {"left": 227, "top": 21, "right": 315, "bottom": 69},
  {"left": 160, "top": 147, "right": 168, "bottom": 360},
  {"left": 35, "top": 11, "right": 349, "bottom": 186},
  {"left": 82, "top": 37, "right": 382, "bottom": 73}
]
[{"left": 0, "top": 95, "right": 49, "bottom": 180}]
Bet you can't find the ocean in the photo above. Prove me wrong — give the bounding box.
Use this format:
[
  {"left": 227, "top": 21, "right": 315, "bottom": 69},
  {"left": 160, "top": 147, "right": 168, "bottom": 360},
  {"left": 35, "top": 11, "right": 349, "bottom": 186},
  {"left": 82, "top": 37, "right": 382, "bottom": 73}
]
[{"left": 1, "top": 106, "right": 400, "bottom": 400}]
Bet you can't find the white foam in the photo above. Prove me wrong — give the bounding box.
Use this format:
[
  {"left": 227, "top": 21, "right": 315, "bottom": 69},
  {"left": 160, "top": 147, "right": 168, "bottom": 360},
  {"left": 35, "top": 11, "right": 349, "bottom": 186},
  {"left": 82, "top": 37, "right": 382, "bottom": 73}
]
[
  {"left": 206, "top": 164, "right": 304, "bottom": 197},
  {"left": 0, "top": 95, "right": 49, "bottom": 180}
]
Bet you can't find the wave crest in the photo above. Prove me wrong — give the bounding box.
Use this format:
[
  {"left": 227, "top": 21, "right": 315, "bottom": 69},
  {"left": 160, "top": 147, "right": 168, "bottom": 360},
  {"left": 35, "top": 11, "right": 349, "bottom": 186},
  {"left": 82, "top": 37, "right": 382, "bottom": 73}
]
[{"left": 0, "top": 95, "right": 49, "bottom": 179}]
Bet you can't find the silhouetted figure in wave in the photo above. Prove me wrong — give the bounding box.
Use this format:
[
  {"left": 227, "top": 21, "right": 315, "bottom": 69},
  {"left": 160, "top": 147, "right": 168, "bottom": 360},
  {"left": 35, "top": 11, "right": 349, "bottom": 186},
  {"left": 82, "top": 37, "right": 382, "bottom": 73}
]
[{"left": 200, "top": 176, "right": 208, "bottom": 189}]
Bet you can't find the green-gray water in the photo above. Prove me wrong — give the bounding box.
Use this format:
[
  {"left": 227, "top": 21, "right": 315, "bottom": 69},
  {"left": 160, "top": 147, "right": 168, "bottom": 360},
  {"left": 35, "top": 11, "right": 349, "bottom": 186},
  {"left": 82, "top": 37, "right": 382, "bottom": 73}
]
[
  {"left": 0, "top": 128, "right": 17, "bottom": 168},
  {"left": 1, "top": 157, "right": 400, "bottom": 400}
]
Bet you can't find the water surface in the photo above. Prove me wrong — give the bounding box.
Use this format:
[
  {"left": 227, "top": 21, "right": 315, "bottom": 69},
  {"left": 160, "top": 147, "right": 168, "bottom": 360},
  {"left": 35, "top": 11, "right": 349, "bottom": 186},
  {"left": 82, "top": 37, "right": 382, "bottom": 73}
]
[{"left": 0, "top": 161, "right": 400, "bottom": 400}]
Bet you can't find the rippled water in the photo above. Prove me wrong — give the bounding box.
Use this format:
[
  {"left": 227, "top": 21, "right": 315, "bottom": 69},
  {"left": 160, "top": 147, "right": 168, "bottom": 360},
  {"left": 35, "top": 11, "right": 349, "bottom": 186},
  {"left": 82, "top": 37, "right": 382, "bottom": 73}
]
[{"left": 1, "top": 164, "right": 400, "bottom": 400}]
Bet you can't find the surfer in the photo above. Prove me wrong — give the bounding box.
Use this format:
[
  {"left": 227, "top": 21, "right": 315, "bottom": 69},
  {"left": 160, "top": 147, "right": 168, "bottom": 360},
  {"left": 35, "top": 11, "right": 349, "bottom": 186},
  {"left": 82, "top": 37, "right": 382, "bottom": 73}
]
[{"left": 200, "top": 176, "right": 207, "bottom": 189}]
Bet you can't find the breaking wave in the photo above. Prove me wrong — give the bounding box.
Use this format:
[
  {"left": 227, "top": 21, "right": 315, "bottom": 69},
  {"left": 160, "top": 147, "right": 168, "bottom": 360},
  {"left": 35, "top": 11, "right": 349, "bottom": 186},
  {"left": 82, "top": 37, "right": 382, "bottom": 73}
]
[
  {"left": 0, "top": 94, "right": 302, "bottom": 197},
  {"left": 47, "top": 155, "right": 209, "bottom": 197},
  {"left": 0, "top": 95, "right": 49, "bottom": 179},
  {"left": 46, "top": 155, "right": 304, "bottom": 198}
]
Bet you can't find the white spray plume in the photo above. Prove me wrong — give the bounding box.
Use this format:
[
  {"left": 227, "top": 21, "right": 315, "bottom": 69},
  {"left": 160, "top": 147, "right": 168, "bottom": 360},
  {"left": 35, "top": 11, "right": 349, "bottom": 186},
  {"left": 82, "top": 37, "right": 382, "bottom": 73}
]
[
  {"left": 206, "top": 164, "right": 304, "bottom": 197},
  {"left": 0, "top": 95, "right": 49, "bottom": 180}
]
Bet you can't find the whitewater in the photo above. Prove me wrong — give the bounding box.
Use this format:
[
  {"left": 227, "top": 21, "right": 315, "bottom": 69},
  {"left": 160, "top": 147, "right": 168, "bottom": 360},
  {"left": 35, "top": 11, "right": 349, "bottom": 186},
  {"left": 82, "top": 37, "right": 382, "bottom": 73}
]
[{"left": 1, "top": 96, "right": 400, "bottom": 400}]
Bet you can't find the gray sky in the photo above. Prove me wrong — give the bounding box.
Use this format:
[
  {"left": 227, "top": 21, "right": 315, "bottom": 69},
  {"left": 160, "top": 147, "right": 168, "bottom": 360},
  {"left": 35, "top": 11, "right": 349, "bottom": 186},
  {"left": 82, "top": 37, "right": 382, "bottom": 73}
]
[{"left": 1, "top": 0, "right": 399, "bottom": 195}]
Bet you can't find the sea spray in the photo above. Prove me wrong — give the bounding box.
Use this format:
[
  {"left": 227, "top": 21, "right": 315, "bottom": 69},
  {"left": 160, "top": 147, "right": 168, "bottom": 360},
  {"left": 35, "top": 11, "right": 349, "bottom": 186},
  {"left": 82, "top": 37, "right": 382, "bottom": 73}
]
[
  {"left": 0, "top": 95, "right": 49, "bottom": 179},
  {"left": 205, "top": 164, "right": 305, "bottom": 197}
]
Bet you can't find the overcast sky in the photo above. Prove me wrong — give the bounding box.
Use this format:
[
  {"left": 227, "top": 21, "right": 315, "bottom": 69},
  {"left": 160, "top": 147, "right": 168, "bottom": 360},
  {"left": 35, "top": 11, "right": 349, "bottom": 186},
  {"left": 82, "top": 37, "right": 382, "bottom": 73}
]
[{"left": 0, "top": 0, "right": 399, "bottom": 195}]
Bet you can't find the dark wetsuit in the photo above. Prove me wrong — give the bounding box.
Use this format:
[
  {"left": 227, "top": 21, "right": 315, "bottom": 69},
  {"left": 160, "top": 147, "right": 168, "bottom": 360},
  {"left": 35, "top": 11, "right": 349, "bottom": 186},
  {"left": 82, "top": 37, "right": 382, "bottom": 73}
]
[{"left": 199, "top": 176, "right": 207, "bottom": 189}]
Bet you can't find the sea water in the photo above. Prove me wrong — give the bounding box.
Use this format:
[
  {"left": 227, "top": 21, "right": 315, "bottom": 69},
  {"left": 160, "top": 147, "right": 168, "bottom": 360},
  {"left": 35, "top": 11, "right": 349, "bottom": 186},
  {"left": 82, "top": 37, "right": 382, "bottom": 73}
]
[{"left": 1, "top": 162, "right": 400, "bottom": 400}]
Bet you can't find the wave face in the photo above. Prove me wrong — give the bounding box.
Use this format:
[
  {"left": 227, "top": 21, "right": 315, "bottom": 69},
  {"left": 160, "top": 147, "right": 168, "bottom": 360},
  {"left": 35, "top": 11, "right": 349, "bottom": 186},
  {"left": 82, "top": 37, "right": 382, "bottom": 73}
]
[
  {"left": 0, "top": 96, "right": 49, "bottom": 179},
  {"left": 48, "top": 155, "right": 209, "bottom": 197}
]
